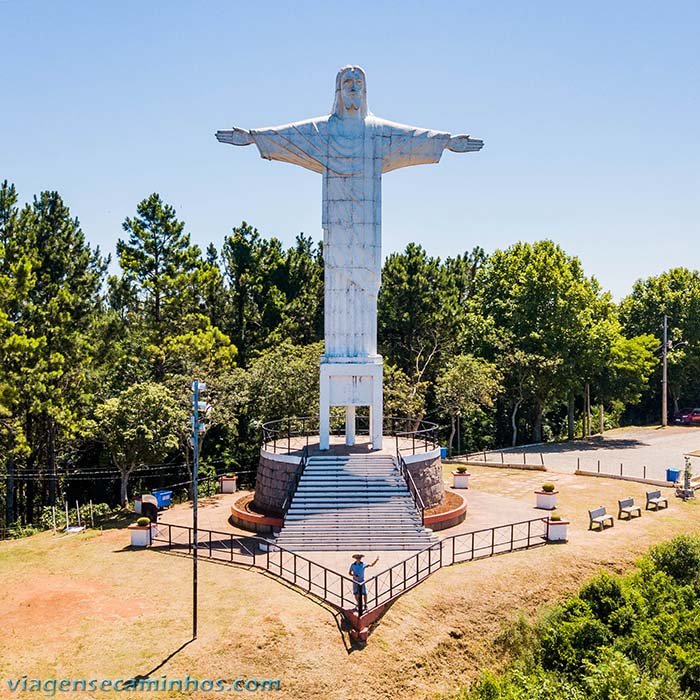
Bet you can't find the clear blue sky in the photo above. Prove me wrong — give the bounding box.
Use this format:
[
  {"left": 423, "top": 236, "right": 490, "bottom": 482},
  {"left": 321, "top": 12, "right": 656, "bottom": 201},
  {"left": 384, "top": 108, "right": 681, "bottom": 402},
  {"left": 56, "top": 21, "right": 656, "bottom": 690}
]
[{"left": 2, "top": 0, "right": 698, "bottom": 300}]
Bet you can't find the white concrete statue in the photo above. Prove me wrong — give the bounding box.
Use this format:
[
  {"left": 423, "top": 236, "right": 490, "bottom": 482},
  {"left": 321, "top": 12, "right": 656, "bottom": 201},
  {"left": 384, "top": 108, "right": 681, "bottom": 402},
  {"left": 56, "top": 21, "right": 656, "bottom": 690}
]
[{"left": 217, "top": 65, "right": 483, "bottom": 450}]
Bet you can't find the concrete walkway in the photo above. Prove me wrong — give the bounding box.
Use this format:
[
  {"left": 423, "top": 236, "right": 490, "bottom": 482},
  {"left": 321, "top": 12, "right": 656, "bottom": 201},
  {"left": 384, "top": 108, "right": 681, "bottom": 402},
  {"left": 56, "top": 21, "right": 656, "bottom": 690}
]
[
  {"left": 156, "top": 483, "right": 549, "bottom": 612},
  {"left": 469, "top": 426, "right": 700, "bottom": 481}
]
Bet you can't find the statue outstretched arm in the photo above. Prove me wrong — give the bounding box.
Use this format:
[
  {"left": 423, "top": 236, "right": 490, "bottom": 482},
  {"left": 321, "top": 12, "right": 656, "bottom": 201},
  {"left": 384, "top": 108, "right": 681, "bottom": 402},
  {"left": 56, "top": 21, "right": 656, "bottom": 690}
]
[
  {"left": 215, "top": 127, "right": 255, "bottom": 146},
  {"left": 447, "top": 134, "right": 484, "bottom": 152}
]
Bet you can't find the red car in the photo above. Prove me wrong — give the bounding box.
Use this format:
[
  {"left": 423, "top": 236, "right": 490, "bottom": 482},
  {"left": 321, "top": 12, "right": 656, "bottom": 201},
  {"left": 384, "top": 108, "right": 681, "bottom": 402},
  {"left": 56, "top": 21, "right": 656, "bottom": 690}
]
[{"left": 673, "top": 408, "right": 700, "bottom": 425}]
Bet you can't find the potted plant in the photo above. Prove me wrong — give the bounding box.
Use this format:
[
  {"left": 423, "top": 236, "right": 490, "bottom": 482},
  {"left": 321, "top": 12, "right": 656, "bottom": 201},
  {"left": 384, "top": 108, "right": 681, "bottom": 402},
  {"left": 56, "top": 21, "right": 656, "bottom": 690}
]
[
  {"left": 128, "top": 516, "right": 153, "bottom": 547},
  {"left": 535, "top": 482, "right": 559, "bottom": 510},
  {"left": 219, "top": 473, "right": 238, "bottom": 494},
  {"left": 452, "top": 465, "right": 471, "bottom": 489},
  {"left": 546, "top": 512, "right": 569, "bottom": 543}
]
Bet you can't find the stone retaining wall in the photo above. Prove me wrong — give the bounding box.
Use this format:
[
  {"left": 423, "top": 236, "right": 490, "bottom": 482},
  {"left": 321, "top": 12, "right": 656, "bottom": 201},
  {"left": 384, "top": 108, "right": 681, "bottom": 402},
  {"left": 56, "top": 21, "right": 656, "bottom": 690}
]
[
  {"left": 253, "top": 450, "right": 302, "bottom": 516},
  {"left": 403, "top": 448, "right": 444, "bottom": 509}
]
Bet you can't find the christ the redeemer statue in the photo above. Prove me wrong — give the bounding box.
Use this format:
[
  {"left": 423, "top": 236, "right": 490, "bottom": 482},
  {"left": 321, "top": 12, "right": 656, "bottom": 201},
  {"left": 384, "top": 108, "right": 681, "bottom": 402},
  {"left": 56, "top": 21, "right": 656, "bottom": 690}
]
[{"left": 217, "top": 65, "right": 483, "bottom": 451}]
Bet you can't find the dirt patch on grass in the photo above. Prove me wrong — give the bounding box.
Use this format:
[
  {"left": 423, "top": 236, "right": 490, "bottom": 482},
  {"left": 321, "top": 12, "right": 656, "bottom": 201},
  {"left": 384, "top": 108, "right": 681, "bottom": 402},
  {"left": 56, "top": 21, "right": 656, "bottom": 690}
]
[
  {"left": 2, "top": 469, "right": 700, "bottom": 700},
  {"left": 0, "top": 574, "right": 144, "bottom": 632}
]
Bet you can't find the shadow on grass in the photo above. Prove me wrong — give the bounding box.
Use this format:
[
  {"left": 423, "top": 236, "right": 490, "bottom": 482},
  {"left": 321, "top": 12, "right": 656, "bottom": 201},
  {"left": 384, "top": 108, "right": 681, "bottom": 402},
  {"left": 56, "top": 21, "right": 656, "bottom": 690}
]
[
  {"left": 147, "top": 547, "right": 369, "bottom": 652},
  {"left": 95, "top": 509, "right": 137, "bottom": 531},
  {"left": 122, "top": 639, "right": 194, "bottom": 689}
]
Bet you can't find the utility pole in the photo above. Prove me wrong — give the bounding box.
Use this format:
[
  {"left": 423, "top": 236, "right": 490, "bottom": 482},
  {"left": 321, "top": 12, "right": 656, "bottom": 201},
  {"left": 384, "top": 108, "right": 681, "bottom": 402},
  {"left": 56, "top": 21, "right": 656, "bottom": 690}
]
[
  {"left": 662, "top": 314, "right": 668, "bottom": 427},
  {"left": 190, "top": 380, "right": 209, "bottom": 640}
]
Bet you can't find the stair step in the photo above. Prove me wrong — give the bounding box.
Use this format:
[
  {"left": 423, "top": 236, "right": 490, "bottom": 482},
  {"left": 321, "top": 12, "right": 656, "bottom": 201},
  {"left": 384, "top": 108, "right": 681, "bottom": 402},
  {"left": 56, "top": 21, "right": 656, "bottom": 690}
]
[{"left": 278, "top": 453, "right": 434, "bottom": 552}]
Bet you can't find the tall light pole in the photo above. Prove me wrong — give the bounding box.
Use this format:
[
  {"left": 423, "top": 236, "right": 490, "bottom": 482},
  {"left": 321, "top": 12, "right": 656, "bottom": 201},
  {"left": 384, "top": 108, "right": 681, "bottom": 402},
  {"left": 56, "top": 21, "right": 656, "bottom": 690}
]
[
  {"left": 190, "top": 380, "right": 209, "bottom": 640},
  {"left": 662, "top": 315, "right": 668, "bottom": 427}
]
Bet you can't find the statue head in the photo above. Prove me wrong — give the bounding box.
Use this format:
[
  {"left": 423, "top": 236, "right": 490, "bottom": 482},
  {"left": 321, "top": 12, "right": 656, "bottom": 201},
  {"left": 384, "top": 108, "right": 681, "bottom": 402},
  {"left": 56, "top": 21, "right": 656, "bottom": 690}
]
[{"left": 332, "top": 65, "right": 368, "bottom": 119}]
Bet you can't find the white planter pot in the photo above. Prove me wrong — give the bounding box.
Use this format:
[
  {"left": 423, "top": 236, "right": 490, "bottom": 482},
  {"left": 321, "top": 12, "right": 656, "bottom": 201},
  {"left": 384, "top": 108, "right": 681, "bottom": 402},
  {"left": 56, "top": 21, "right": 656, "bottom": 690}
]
[
  {"left": 128, "top": 525, "right": 151, "bottom": 548},
  {"left": 452, "top": 472, "right": 471, "bottom": 489},
  {"left": 536, "top": 490, "right": 558, "bottom": 510},
  {"left": 546, "top": 519, "right": 569, "bottom": 542},
  {"left": 219, "top": 476, "right": 238, "bottom": 494}
]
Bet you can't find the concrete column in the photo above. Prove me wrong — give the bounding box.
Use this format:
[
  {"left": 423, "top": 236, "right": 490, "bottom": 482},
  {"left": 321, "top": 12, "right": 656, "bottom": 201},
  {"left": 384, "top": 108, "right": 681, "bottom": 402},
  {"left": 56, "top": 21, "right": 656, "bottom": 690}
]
[
  {"left": 370, "top": 369, "right": 383, "bottom": 450},
  {"left": 320, "top": 368, "right": 330, "bottom": 450},
  {"left": 345, "top": 405, "right": 356, "bottom": 446}
]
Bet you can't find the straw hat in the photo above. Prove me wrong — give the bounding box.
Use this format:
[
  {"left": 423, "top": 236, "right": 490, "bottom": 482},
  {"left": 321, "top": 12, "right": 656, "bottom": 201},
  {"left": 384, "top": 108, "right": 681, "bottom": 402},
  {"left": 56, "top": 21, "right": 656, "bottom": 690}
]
[{"left": 352, "top": 553, "right": 364, "bottom": 560}]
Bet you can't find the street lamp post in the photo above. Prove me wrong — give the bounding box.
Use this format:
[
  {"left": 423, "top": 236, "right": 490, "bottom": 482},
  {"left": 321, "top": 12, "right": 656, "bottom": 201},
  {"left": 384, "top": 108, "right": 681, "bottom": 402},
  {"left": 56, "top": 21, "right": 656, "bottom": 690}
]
[
  {"left": 190, "top": 380, "right": 209, "bottom": 640},
  {"left": 662, "top": 314, "right": 668, "bottom": 427}
]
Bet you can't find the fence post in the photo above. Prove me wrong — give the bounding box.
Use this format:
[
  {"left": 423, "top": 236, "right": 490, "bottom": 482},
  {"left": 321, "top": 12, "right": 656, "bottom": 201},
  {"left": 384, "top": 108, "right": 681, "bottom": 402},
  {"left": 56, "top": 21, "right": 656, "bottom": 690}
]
[
  {"left": 523, "top": 452, "right": 526, "bottom": 465},
  {"left": 620, "top": 462, "right": 623, "bottom": 476},
  {"left": 597, "top": 459, "right": 600, "bottom": 473},
  {"left": 501, "top": 452, "right": 504, "bottom": 464},
  {"left": 644, "top": 465, "right": 647, "bottom": 479},
  {"left": 577, "top": 457, "right": 580, "bottom": 471},
  {"left": 540, "top": 453, "right": 544, "bottom": 466}
]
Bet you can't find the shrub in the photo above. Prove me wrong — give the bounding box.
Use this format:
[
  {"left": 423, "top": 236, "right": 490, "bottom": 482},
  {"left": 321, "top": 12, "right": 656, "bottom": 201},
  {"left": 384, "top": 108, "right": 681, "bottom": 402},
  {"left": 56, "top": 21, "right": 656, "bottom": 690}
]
[
  {"left": 579, "top": 573, "right": 627, "bottom": 624},
  {"left": 542, "top": 483, "right": 556, "bottom": 493},
  {"left": 650, "top": 535, "right": 700, "bottom": 585},
  {"left": 539, "top": 615, "right": 612, "bottom": 674},
  {"left": 39, "top": 503, "right": 116, "bottom": 531},
  {"left": 456, "top": 466, "right": 468, "bottom": 474},
  {"left": 549, "top": 513, "right": 562, "bottom": 522},
  {"left": 136, "top": 517, "right": 151, "bottom": 527}
]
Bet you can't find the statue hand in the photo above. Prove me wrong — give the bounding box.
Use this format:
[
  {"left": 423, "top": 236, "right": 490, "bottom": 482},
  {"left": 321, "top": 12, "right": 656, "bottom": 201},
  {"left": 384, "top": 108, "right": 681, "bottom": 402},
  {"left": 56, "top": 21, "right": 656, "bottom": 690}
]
[
  {"left": 215, "top": 127, "right": 255, "bottom": 146},
  {"left": 447, "top": 134, "right": 484, "bottom": 153}
]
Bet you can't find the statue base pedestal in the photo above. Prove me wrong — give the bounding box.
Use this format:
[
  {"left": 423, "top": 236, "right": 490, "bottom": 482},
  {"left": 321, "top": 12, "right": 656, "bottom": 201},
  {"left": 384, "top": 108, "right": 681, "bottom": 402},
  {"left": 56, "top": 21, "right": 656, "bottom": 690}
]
[{"left": 319, "top": 355, "right": 383, "bottom": 451}]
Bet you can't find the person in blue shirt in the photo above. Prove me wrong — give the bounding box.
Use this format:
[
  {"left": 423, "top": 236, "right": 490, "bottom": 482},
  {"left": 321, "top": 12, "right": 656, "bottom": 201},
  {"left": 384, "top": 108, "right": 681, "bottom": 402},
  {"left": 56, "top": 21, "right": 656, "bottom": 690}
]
[{"left": 349, "top": 553, "right": 379, "bottom": 611}]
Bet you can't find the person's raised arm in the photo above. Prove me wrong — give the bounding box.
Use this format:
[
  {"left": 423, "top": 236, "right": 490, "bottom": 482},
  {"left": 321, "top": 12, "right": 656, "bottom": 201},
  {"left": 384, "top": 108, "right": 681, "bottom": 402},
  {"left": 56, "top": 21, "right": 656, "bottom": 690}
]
[
  {"left": 447, "top": 134, "right": 484, "bottom": 153},
  {"left": 367, "top": 557, "right": 379, "bottom": 568},
  {"left": 215, "top": 127, "right": 255, "bottom": 146}
]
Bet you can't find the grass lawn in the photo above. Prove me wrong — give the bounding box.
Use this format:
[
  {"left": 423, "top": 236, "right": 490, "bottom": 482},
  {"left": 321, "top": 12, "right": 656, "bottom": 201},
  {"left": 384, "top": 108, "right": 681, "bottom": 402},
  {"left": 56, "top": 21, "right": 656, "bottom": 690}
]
[{"left": 1, "top": 468, "right": 699, "bottom": 699}]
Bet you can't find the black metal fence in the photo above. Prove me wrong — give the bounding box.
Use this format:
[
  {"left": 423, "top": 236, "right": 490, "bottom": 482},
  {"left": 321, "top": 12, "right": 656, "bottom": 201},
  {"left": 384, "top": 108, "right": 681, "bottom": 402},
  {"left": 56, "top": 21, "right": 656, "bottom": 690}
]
[
  {"left": 281, "top": 446, "right": 309, "bottom": 515},
  {"left": 398, "top": 453, "right": 426, "bottom": 524},
  {"left": 261, "top": 415, "right": 439, "bottom": 456},
  {"left": 150, "top": 516, "right": 548, "bottom": 617}
]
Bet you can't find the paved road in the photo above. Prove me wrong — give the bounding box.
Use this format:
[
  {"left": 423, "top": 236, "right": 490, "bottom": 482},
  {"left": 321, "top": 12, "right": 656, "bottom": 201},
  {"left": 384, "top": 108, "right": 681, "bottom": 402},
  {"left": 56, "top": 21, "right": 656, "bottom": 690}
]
[{"left": 475, "top": 426, "right": 700, "bottom": 481}]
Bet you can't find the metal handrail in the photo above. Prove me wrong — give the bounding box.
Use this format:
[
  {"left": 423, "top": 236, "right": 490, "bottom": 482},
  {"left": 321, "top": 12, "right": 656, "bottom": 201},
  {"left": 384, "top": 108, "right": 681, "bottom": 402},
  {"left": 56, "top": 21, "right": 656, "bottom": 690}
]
[
  {"left": 150, "top": 516, "right": 548, "bottom": 621},
  {"left": 261, "top": 415, "right": 440, "bottom": 455},
  {"left": 281, "top": 446, "right": 309, "bottom": 515},
  {"left": 360, "top": 516, "right": 549, "bottom": 612},
  {"left": 397, "top": 453, "right": 426, "bottom": 525}
]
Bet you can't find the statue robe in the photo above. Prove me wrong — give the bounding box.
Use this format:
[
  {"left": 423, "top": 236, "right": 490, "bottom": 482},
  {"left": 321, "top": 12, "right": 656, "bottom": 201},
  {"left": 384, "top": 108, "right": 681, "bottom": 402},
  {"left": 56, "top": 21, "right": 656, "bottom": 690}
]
[{"left": 250, "top": 114, "right": 450, "bottom": 359}]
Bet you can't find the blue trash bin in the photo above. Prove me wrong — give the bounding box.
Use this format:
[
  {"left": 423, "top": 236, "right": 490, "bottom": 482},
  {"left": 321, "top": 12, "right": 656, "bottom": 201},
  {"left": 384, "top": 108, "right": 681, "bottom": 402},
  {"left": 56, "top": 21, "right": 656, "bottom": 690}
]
[
  {"left": 440, "top": 447, "right": 448, "bottom": 459},
  {"left": 152, "top": 489, "right": 173, "bottom": 508},
  {"left": 666, "top": 468, "right": 681, "bottom": 483}
]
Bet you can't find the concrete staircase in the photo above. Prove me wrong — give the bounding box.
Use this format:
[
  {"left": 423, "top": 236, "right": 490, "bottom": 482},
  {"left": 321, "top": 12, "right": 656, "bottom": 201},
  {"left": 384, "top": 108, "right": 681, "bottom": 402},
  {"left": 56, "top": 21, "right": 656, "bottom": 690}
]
[{"left": 274, "top": 454, "right": 438, "bottom": 551}]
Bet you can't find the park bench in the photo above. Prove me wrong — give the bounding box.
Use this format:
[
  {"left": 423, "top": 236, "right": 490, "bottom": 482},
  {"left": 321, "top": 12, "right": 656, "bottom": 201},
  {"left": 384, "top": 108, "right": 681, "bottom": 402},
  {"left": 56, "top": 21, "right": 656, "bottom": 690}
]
[
  {"left": 618, "top": 497, "right": 641, "bottom": 520},
  {"left": 588, "top": 506, "right": 614, "bottom": 530},
  {"left": 645, "top": 490, "right": 668, "bottom": 510}
]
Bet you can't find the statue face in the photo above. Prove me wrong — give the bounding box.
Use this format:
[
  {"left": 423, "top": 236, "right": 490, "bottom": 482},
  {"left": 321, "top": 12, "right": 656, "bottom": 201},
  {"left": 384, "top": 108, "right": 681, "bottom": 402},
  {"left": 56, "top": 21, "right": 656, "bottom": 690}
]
[{"left": 340, "top": 70, "right": 365, "bottom": 112}]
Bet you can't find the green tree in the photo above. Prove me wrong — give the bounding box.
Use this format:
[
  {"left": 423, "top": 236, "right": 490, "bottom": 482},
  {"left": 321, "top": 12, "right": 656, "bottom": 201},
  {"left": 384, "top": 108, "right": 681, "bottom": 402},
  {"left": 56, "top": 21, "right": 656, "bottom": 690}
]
[
  {"left": 383, "top": 363, "right": 427, "bottom": 420},
  {"left": 2, "top": 189, "right": 104, "bottom": 519},
  {"left": 620, "top": 268, "right": 700, "bottom": 416},
  {"left": 117, "top": 193, "right": 201, "bottom": 352},
  {"left": 379, "top": 243, "right": 469, "bottom": 385},
  {"left": 95, "top": 382, "right": 184, "bottom": 505},
  {"left": 435, "top": 355, "right": 501, "bottom": 455},
  {"left": 270, "top": 233, "right": 324, "bottom": 346},
  {"left": 474, "top": 241, "right": 613, "bottom": 442},
  {"left": 221, "top": 222, "right": 286, "bottom": 364}
]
